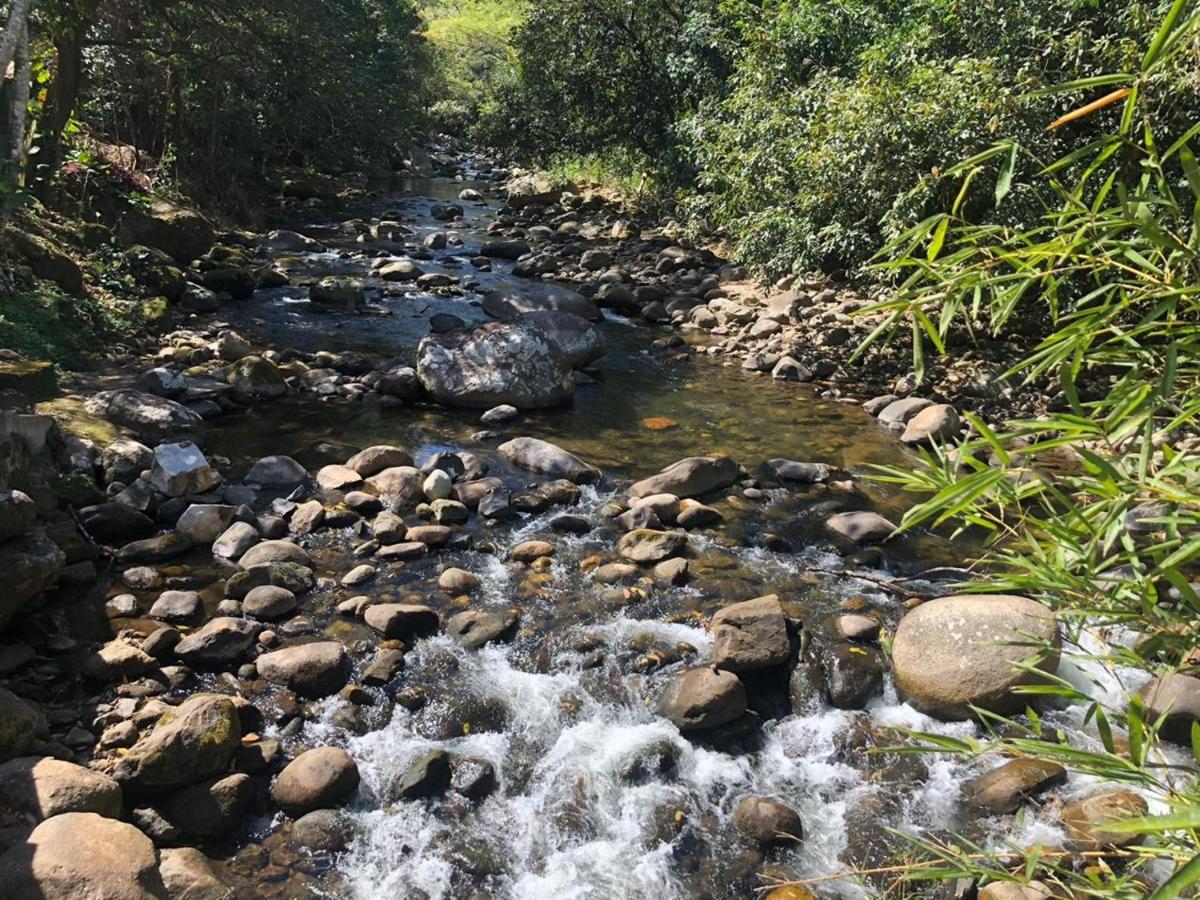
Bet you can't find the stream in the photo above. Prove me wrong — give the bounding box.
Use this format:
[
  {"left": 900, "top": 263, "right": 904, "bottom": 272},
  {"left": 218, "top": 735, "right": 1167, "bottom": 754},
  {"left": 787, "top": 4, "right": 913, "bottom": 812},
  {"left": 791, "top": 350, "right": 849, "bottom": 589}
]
[{"left": 60, "top": 167, "right": 1160, "bottom": 899}]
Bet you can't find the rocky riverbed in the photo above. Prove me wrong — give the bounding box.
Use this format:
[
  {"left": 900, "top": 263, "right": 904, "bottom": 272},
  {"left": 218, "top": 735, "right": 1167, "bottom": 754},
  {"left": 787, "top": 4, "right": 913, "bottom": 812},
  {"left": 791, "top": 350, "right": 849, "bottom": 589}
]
[{"left": 0, "top": 150, "right": 1181, "bottom": 899}]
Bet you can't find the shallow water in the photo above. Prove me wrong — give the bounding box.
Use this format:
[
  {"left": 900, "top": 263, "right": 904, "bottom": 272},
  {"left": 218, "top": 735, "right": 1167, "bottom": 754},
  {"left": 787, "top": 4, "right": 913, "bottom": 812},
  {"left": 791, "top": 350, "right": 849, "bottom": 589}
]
[{"left": 123, "top": 173, "right": 1153, "bottom": 899}]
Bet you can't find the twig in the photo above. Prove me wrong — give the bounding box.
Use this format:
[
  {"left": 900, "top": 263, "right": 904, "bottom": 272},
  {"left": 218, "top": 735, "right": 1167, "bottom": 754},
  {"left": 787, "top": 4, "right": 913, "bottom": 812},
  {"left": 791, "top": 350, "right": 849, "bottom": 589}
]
[{"left": 802, "top": 566, "right": 941, "bottom": 599}]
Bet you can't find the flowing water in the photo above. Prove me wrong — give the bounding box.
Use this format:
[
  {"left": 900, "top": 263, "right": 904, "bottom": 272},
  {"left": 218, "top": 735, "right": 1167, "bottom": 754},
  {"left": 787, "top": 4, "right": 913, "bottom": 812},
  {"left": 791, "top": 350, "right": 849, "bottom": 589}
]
[{"left": 120, "top": 171, "right": 1159, "bottom": 898}]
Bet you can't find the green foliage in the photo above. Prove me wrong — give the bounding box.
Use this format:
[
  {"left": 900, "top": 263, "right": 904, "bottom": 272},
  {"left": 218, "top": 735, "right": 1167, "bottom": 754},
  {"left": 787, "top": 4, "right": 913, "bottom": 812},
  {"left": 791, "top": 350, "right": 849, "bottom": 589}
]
[
  {"left": 37, "top": 0, "right": 435, "bottom": 205},
  {"left": 420, "top": 0, "right": 523, "bottom": 137},
  {"left": 856, "top": 3, "right": 1200, "bottom": 894}
]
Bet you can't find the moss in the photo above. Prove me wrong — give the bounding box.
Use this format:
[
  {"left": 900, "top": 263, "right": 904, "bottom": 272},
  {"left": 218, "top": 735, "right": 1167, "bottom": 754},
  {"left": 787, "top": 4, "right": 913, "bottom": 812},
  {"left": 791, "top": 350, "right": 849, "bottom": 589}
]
[{"left": 0, "top": 282, "right": 137, "bottom": 366}]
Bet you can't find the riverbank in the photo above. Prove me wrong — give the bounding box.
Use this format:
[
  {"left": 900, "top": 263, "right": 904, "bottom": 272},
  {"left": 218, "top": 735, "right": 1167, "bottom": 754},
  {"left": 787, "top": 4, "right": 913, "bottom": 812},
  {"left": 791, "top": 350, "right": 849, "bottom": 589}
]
[{"left": 0, "top": 148, "right": 1165, "bottom": 900}]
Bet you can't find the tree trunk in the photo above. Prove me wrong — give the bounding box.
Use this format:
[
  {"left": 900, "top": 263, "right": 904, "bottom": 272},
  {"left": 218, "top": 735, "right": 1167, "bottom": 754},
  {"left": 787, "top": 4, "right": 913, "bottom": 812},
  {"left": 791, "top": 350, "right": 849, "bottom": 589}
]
[
  {"left": 8, "top": 16, "right": 28, "bottom": 166},
  {"left": 29, "top": 25, "right": 85, "bottom": 193},
  {"left": 0, "top": 0, "right": 33, "bottom": 80}
]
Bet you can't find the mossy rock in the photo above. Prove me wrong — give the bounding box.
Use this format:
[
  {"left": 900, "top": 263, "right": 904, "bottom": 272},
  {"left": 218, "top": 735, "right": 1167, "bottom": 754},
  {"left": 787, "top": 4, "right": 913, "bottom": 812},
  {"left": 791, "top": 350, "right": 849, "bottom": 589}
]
[
  {"left": 123, "top": 245, "right": 185, "bottom": 301},
  {"left": 202, "top": 267, "right": 255, "bottom": 300},
  {"left": 6, "top": 228, "right": 84, "bottom": 295},
  {"left": 119, "top": 199, "right": 214, "bottom": 265},
  {"left": 0, "top": 359, "right": 58, "bottom": 401},
  {"left": 139, "top": 297, "right": 171, "bottom": 331}
]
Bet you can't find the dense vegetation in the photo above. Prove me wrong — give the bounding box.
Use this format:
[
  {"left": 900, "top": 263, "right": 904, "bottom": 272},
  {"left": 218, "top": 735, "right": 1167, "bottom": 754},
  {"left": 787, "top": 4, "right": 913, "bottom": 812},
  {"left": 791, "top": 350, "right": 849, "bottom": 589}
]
[
  {"left": 2, "top": 0, "right": 434, "bottom": 210},
  {"left": 477, "top": 0, "right": 1196, "bottom": 277}
]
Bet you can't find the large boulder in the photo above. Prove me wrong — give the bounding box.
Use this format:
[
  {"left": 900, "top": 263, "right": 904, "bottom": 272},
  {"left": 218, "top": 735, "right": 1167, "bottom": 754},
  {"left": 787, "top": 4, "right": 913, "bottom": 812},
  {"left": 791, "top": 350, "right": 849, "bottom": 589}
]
[
  {"left": 629, "top": 457, "right": 742, "bottom": 500},
  {"left": 417, "top": 322, "right": 575, "bottom": 409},
  {"left": 483, "top": 283, "right": 601, "bottom": 322},
  {"left": 505, "top": 172, "right": 563, "bottom": 209},
  {"left": 120, "top": 198, "right": 214, "bottom": 264},
  {"left": 516, "top": 310, "right": 607, "bottom": 367},
  {"left": 657, "top": 667, "right": 747, "bottom": 732},
  {"left": 113, "top": 694, "right": 240, "bottom": 794},
  {"left": 498, "top": 437, "right": 601, "bottom": 484},
  {"left": 255, "top": 642, "right": 349, "bottom": 698},
  {"left": 85, "top": 390, "right": 202, "bottom": 438},
  {"left": 0, "top": 812, "right": 166, "bottom": 899},
  {"left": 310, "top": 276, "right": 365, "bottom": 310},
  {"left": 710, "top": 595, "right": 791, "bottom": 672},
  {"left": 0, "top": 756, "right": 122, "bottom": 820},
  {"left": 271, "top": 747, "right": 359, "bottom": 816},
  {"left": 891, "top": 594, "right": 1060, "bottom": 720},
  {"left": 0, "top": 531, "right": 66, "bottom": 628},
  {"left": 6, "top": 228, "right": 84, "bottom": 294}
]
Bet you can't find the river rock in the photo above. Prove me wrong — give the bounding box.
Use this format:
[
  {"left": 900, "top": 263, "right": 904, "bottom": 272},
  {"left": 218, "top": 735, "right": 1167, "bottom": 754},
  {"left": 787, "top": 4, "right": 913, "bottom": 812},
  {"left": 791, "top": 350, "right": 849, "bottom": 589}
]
[
  {"left": 658, "top": 667, "right": 747, "bottom": 732},
  {"left": 825, "top": 643, "right": 884, "bottom": 709},
  {"left": 159, "top": 847, "right": 233, "bottom": 900},
  {"left": 451, "top": 758, "right": 497, "bottom": 801},
  {"left": 85, "top": 389, "right": 202, "bottom": 438},
  {"left": 711, "top": 595, "right": 790, "bottom": 672},
  {"left": 239, "top": 540, "right": 310, "bottom": 568},
  {"left": 79, "top": 502, "right": 155, "bottom": 543},
  {"left": 0, "top": 811, "right": 166, "bottom": 899},
  {"left": 1138, "top": 674, "right": 1200, "bottom": 744},
  {"left": 1061, "top": 789, "right": 1148, "bottom": 850},
  {"left": 439, "top": 568, "right": 481, "bottom": 592},
  {"left": 101, "top": 438, "right": 154, "bottom": 485},
  {"left": 364, "top": 603, "right": 439, "bottom": 639},
  {"left": 901, "top": 404, "right": 960, "bottom": 444},
  {"left": 423, "top": 469, "right": 453, "bottom": 500},
  {"left": 174, "top": 617, "right": 258, "bottom": 668},
  {"left": 481, "top": 404, "right": 518, "bottom": 424},
  {"left": 289, "top": 499, "right": 325, "bottom": 535},
  {"left": 517, "top": 310, "right": 607, "bottom": 367},
  {"left": 732, "top": 795, "right": 804, "bottom": 846},
  {"left": 291, "top": 809, "right": 353, "bottom": 852},
  {"left": 0, "top": 531, "right": 65, "bottom": 628},
  {"left": 316, "top": 464, "right": 362, "bottom": 492},
  {"left": 212, "top": 521, "right": 259, "bottom": 559},
  {"left": 392, "top": 749, "right": 451, "bottom": 800},
  {"left": 890, "top": 594, "right": 1061, "bottom": 719},
  {"left": 148, "top": 589, "right": 202, "bottom": 623},
  {"left": 366, "top": 466, "right": 424, "bottom": 511},
  {"left": 877, "top": 397, "right": 933, "bottom": 426},
  {"left": 629, "top": 456, "right": 742, "bottom": 499},
  {"left": 510, "top": 540, "right": 554, "bottom": 562},
  {"left": 116, "top": 532, "right": 193, "bottom": 564},
  {"left": 480, "top": 239, "right": 529, "bottom": 260},
  {"left": 148, "top": 442, "right": 217, "bottom": 496},
  {"left": 310, "top": 276, "right": 365, "bottom": 310},
  {"left": 263, "top": 229, "right": 323, "bottom": 253},
  {"left": 968, "top": 758, "right": 1067, "bottom": 813},
  {"left": 114, "top": 694, "right": 240, "bottom": 793},
  {"left": 0, "top": 688, "right": 44, "bottom": 762},
  {"left": 0, "top": 756, "right": 122, "bottom": 820},
  {"left": 618, "top": 529, "right": 687, "bottom": 563},
  {"left": 824, "top": 511, "right": 895, "bottom": 544},
  {"left": 175, "top": 504, "right": 237, "bottom": 543},
  {"left": 416, "top": 322, "right": 575, "bottom": 409},
  {"left": 498, "top": 436, "right": 601, "bottom": 484},
  {"left": 272, "top": 747, "right": 360, "bottom": 816},
  {"left": 764, "top": 459, "right": 830, "bottom": 484},
  {"left": 346, "top": 445, "right": 413, "bottom": 476},
  {"left": 244, "top": 455, "right": 308, "bottom": 487},
  {"left": 242, "top": 585, "right": 297, "bottom": 619},
  {"left": 447, "top": 608, "right": 519, "bottom": 650},
  {"left": 483, "top": 283, "right": 601, "bottom": 322},
  {"left": 158, "top": 772, "right": 252, "bottom": 838},
  {"left": 225, "top": 356, "right": 288, "bottom": 400},
  {"left": 0, "top": 490, "right": 36, "bottom": 543},
  {"left": 83, "top": 639, "right": 156, "bottom": 681},
  {"left": 256, "top": 642, "right": 349, "bottom": 698}
]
